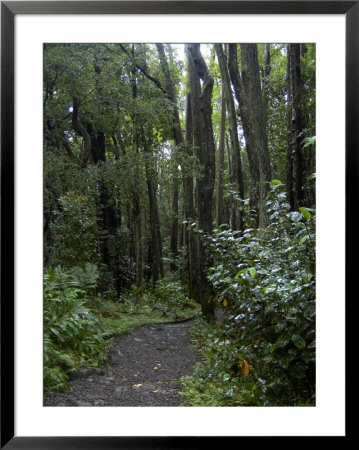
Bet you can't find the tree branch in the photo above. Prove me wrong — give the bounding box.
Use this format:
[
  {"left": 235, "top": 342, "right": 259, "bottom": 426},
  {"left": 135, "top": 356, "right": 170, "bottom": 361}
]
[{"left": 116, "top": 44, "right": 169, "bottom": 98}]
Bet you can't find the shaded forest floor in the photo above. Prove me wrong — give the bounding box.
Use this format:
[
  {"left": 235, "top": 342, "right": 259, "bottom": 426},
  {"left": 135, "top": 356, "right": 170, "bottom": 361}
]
[{"left": 43, "top": 319, "right": 201, "bottom": 406}]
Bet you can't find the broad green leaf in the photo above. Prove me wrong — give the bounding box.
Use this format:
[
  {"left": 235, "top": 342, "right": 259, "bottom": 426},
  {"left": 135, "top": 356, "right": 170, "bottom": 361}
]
[
  {"left": 277, "top": 354, "right": 293, "bottom": 369},
  {"left": 249, "top": 267, "right": 257, "bottom": 278},
  {"left": 301, "top": 136, "right": 316, "bottom": 149},
  {"left": 292, "top": 335, "right": 306, "bottom": 349},
  {"left": 299, "top": 235, "right": 309, "bottom": 245},
  {"left": 269, "top": 179, "right": 283, "bottom": 186},
  {"left": 299, "top": 207, "right": 311, "bottom": 221}
]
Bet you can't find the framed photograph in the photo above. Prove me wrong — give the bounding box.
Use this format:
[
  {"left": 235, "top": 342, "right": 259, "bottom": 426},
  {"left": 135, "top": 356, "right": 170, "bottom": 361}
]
[{"left": 1, "top": 1, "right": 352, "bottom": 447}]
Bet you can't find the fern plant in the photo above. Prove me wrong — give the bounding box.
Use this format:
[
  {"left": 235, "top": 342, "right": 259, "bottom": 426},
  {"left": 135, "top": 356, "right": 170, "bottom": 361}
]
[
  {"left": 43, "top": 266, "right": 106, "bottom": 391},
  {"left": 69, "top": 263, "right": 99, "bottom": 292}
]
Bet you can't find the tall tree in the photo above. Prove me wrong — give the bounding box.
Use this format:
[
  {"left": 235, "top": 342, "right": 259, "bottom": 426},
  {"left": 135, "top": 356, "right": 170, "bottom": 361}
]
[
  {"left": 216, "top": 85, "right": 226, "bottom": 228},
  {"left": 156, "top": 43, "right": 182, "bottom": 271},
  {"left": 183, "top": 93, "right": 200, "bottom": 302},
  {"left": 262, "top": 43, "right": 271, "bottom": 131},
  {"left": 287, "top": 43, "right": 304, "bottom": 210},
  {"left": 71, "top": 96, "right": 92, "bottom": 169},
  {"left": 228, "top": 44, "right": 272, "bottom": 228},
  {"left": 130, "top": 44, "right": 145, "bottom": 287},
  {"left": 215, "top": 43, "right": 244, "bottom": 230},
  {"left": 186, "top": 44, "right": 215, "bottom": 319},
  {"left": 143, "top": 132, "right": 164, "bottom": 284}
]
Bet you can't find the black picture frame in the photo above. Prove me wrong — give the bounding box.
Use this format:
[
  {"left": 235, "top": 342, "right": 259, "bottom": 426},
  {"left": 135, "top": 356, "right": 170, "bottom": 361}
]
[{"left": 1, "top": 1, "right": 353, "bottom": 447}]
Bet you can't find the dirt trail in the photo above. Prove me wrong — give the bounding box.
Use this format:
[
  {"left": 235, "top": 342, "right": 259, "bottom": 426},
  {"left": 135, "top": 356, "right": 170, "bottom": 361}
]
[{"left": 43, "top": 320, "right": 201, "bottom": 406}]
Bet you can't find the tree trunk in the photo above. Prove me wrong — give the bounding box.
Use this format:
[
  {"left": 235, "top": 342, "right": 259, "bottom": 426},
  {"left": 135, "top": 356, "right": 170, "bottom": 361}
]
[
  {"left": 183, "top": 93, "right": 200, "bottom": 302},
  {"left": 132, "top": 194, "right": 144, "bottom": 287},
  {"left": 186, "top": 44, "right": 215, "bottom": 319},
  {"left": 156, "top": 43, "right": 182, "bottom": 271},
  {"left": 228, "top": 45, "right": 261, "bottom": 219},
  {"left": 216, "top": 85, "right": 226, "bottom": 228},
  {"left": 286, "top": 44, "right": 304, "bottom": 211},
  {"left": 71, "top": 96, "right": 92, "bottom": 169},
  {"left": 263, "top": 44, "right": 271, "bottom": 131},
  {"left": 87, "top": 125, "right": 106, "bottom": 164},
  {"left": 215, "top": 44, "right": 244, "bottom": 230},
  {"left": 144, "top": 137, "right": 164, "bottom": 285},
  {"left": 228, "top": 44, "right": 272, "bottom": 228},
  {"left": 240, "top": 44, "right": 272, "bottom": 228},
  {"left": 131, "top": 45, "right": 144, "bottom": 286}
]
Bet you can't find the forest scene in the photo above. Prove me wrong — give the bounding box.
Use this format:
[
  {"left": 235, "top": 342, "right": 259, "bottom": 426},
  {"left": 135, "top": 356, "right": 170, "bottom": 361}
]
[{"left": 43, "top": 43, "right": 316, "bottom": 407}]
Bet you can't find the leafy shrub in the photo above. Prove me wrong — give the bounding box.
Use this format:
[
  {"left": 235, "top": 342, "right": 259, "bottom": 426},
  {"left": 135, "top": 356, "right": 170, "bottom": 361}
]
[
  {"left": 43, "top": 266, "right": 106, "bottom": 391},
  {"left": 49, "top": 192, "right": 100, "bottom": 268},
  {"left": 43, "top": 337, "right": 72, "bottom": 391},
  {"left": 115, "top": 280, "right": 197, "bottom": 318},
  {"left": 115, "top": 285, "right": 148, "bottom": 313},
  {"left": 69, "top": 262, "right": 99, "bottom": 293},
  {"left": 152, "top": 279, "right": 191, "bottom": 312},
  {"left": 180, "top": 317, "right": 252, "bottom": 406},
  {"left": 209, "top": 181, "right": 315, "bottom": 405},
  {"left": 187, "top": 182, "right": 315, "bottom": 406}
]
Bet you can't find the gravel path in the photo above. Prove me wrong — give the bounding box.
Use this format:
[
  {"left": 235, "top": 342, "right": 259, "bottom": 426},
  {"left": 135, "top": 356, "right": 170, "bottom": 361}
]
[{"left": 43, "top": 320, "right": 201, "bottom": 407}]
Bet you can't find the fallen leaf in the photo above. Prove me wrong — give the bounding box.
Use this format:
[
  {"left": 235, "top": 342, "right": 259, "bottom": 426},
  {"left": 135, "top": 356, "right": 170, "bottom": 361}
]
[
  {"left": 153, "top": 366, "right": 159, "bottom": 370},
  {"left": 132, "top": 383, "right": 143, "bottom": 388},
  {"left": 241, "top": 360, "right": 249, "bottom": 376}
]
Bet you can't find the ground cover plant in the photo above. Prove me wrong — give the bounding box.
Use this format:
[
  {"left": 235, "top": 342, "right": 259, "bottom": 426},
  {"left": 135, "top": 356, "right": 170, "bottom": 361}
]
[{"left": 43, "top": 265, "right": 106, "bottom": 391}]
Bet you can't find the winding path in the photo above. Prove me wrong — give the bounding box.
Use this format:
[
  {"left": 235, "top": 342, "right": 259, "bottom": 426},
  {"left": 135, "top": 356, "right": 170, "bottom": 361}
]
[{"left": 43, "top": 320, "right": 201, "bottom": 407}]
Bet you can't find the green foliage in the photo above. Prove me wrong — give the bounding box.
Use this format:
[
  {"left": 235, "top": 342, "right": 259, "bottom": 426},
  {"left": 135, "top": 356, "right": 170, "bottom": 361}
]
[
  {"left": 262, "top": 44, "right": 289, "bottom": 181},
  {"left": 70, "top": 262, "right": 99, "bottom": 292},
  {"left": 44, "top": 363, "right": 71, "bottom": 392},
  {"left": 180, "top": 318, "right": 248, "bottom": 406},
  {"left": 43, "top": 266, "right": 106, "bottom": 391},
  {"left": 185, "top": 183, "right": 315, "bottom": 406},
  {"left": 98, "top": 283, "right": 199, "bottom": 338},
  {"left": 98, "top": 300, "right": 171, "bottom": 338},
  {"left": 152, "top": 279, "right": 191, "bottom": 311},
  {"left": 49, "top": 192, "right": 100, "bottom": 268},
  {"left": 114, "top": 280, "right": 197, "bottom": 317},
  {"left": 301, "top": 135, "right": 316, "bottom": 150}
]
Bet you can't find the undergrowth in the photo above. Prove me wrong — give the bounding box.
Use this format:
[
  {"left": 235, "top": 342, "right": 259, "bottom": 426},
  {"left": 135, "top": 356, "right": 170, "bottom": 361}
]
[
  {"left": 44, "top": 265, "right": 106, "bottom": 391},
  {"left": 44, "top": 268, "right": 199, "bottom": 392},
  {"left": 180, "top": 182, "right": 316, "bottom": 406},
  {"left": 180, "top": 317, "right": 256, "bottom": 406}
]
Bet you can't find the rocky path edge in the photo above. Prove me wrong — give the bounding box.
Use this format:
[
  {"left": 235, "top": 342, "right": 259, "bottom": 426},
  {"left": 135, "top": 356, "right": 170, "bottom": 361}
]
[{"left": 43, "top": 319, "right": 201, "bottom": 407}]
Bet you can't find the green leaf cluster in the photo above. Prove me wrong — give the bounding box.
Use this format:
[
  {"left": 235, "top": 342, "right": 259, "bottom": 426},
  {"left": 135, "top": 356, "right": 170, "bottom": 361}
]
[
  {"left": 43, "top": 266, "right": 106, "bottom": 391},
  {"left": 49, "top": 192, "right": 100, "bottom": 268},
  {"left": 185, "top": 183, "right": 315, "bottom": 406}
]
